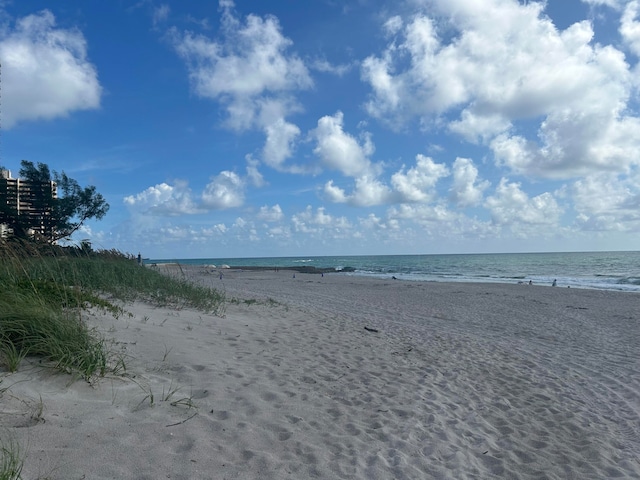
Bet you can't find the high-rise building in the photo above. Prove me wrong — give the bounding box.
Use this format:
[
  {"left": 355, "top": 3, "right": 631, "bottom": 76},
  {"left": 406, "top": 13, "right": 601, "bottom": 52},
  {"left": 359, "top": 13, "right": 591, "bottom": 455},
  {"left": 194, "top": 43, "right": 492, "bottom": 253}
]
[{"left": 0, "top": 169, "right": 58, "bottom": 240}]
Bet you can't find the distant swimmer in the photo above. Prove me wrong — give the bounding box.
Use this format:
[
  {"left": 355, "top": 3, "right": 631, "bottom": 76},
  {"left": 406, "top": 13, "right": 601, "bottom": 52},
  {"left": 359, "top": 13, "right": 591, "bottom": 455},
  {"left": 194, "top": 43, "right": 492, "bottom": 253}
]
[{"left": 552, "top": 279, "right": 557, "bottom": 287}]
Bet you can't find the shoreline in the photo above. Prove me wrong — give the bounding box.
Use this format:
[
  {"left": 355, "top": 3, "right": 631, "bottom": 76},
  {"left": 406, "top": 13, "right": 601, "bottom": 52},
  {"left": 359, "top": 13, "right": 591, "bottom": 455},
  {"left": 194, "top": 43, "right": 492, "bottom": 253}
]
[
  {"left": 149, "top": 261, "right": 640, "bottom": 293},
  {"left": 2, "top": 267, "right": 639, "bottom": 479},
  {"left": 145, "top": 250, "right": 640, "bottom": 293}
]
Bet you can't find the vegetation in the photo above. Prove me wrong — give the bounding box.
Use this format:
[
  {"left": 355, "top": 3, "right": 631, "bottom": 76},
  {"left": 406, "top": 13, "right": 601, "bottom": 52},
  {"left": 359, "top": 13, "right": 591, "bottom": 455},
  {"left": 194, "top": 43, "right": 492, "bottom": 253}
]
[
  {"left": 0, "top": 240, "right": 225, "bottom": 379},
  {"left": 0, "top": 434, "right": 23, "bottom": 480},
  {"left": 0, "top": 160, "right": 109, "bottom": 242}
]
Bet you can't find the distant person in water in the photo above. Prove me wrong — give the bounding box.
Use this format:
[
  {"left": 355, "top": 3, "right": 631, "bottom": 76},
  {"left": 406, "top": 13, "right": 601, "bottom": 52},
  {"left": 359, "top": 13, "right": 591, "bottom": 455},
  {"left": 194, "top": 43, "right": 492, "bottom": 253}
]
[{"left": 552, "top": 279, "right": 557, "bottom": 287}]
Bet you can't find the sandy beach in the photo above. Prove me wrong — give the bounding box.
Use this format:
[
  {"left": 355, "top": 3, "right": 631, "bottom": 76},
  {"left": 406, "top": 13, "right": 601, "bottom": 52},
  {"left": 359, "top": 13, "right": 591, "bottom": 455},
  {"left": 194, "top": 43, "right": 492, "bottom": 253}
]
[{"left": 2, "top": 267, "right": 639, "bottom": 479}]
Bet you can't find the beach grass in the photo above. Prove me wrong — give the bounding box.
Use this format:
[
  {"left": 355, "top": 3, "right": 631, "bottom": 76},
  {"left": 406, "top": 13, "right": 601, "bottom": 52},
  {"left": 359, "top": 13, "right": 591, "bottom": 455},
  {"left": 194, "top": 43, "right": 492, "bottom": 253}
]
[
  {"left": 0, "top": 434, "right": 23, "bottom": 480},
  {"left": 0, "top": 241, "right": 225, "bottom": 379}
]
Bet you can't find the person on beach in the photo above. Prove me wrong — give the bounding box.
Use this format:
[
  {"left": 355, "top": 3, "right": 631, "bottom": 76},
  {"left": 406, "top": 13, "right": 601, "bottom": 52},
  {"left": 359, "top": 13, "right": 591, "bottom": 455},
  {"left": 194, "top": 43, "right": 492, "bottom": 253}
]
[
  {"left": 137, "top": 253, "right": 142, "bottom": 266},
  {"left": 552, "top": 279, "right": 557, "bottom": 286}
]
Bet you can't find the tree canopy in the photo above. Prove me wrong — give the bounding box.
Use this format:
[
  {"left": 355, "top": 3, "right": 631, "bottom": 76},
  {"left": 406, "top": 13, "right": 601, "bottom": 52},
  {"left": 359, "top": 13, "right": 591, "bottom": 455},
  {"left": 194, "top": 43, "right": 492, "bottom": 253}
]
[{"left": 0, "top": 160, "right": 109, "bottom": 242}]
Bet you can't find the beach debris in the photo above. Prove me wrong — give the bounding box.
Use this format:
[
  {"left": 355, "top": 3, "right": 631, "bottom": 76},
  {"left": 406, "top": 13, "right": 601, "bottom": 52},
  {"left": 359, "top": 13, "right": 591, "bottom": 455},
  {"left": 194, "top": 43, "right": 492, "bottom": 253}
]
[{"left": 364, "top": 326, "right": 379, "bottom": 333}]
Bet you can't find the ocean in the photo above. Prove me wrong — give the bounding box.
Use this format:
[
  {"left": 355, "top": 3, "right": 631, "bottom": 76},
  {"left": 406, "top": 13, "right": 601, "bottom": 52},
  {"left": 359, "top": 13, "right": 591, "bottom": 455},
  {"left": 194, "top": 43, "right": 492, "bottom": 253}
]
[{"left": 148, "top": 251, "right": 640, "bottom": 293}]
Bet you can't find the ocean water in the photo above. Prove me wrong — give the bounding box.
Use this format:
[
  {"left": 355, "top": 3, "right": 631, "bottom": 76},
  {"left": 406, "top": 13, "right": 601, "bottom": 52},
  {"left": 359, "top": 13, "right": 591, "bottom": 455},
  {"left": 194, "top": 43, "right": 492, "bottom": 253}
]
[{"left": 149, "top": 251, "right": 640, "bottom": 292}]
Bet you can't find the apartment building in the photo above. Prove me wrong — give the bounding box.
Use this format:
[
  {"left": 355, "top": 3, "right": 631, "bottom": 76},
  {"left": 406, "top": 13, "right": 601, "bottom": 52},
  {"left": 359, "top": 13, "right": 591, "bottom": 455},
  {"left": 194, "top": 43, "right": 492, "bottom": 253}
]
[{"left": 0, "top": 169, "right": 57, "bottom": 239}]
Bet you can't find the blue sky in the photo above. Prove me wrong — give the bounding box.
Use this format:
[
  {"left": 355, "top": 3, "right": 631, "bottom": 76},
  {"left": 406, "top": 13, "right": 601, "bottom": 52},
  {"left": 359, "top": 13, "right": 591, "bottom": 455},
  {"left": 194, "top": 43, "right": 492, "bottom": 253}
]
[{"left": 1, "top": 0, "right": 640, "bottom": 258}]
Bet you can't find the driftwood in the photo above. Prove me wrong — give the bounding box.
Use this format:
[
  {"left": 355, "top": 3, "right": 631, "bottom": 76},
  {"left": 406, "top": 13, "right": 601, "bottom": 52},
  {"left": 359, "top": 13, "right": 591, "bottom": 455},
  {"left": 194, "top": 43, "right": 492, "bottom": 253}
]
[{"left": 364, "top": 326, "right": 379, "bottom": 333}]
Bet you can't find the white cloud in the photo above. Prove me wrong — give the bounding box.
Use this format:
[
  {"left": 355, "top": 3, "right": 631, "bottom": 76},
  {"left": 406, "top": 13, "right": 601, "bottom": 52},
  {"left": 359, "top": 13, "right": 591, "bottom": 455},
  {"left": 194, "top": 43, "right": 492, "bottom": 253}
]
[
  {"left": 323, "top": 180, "right": 349, "bottom": 203},
  {"left": 153, "top": 4, "right": 170, "bottom": 26},
  {"left": 324, "top": 175, "right": 391, "bottom": 207},
  {"left": 126, "top": 171, "right": 247, "bottom": 215},
  {"left": 262, "top": 117, "right": 301, "bottom": 170},
  {"left": 351, "top": 176, "right": 392, "bottom": 206},
  {"left": 568, "top": 173, "right": 640, "bottom": 231},
  {"left": 292, "top": 206, "right": 348, "bottom": 233},
  {"left": 391, "top": 154, "right": 449, "bottom": 203},
  {"left": 621, "top": 1, "right": 640, "bottom": 57},
  {"left": 0, "top": 10, "right": 101, "bottom": 128},
  {"left": 172, "top": 1, "right": 311, "bottom": 131},
  {"left": 311, "top": 111, "right": 374, "bottom": 177},
  {"left": 581, "top": 0, "right": 622, "bottom": 8},
  {"left": 311, "top": 58, "right": 353, "bottom": 76},
  {"left": 257, "top": 204, "right": 284, "bottom": 222},
  {"left": 323, "top": 154, "right": 449, "bottom": 207},
  {"left": 388, "top": 203, "right": 458, "bottom": 224},
  {"left": 245, "top": 155, "right": 266, "bottom": 187},
  {"left": 484, "top": 178, "right": 562, "bottom": 227},
  {"left": 201, "top": 171, "right": 245, "bottom": 209},
  {"left": 449, "top": 157, "right": 490, "bottom": 207},
  {"left": 172, "top": 1, "right": 315, "bottom": 175},
  {"left": 383, "top": 15, "right": 403, "bottom": 36},
  {"left": 360, "top": 53, "right": 403, "bottom": 122},
  {"left": 448, "top": 111, "right": 511, "bottom": 144},
  {"left": 361, "top": 0, "right": 640, "bottom": 179},
  {"left": 124, "top": 180, "right": 202, "bottom": 216}
]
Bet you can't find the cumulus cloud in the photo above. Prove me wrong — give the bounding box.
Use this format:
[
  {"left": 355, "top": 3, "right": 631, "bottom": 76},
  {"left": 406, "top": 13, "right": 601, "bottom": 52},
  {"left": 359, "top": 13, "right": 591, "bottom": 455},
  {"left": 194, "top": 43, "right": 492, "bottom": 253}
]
[
  {"left": 568, "top": 173, "right": 640, "bottom": 231},
  {"left": 391, "top": 154, "right": 449, "bottom": 203},
  {"left": 126, "top": 170, "right": 248, "bottom": 217},
  {"left": 621, "top": 1, "right": 640, "bottom": 57},
  {"left": 361, "top": 0, "right": 640, "bottom": 179},
  {"left": 257, "top": 204, "right": 284, "bottom": 222},
  {"left": 484, "top": 179, "right": 562, "bottom": 227},
  {"left": 449, "top": 157, "right": 490, "bottom": 207},
  {"left": 0, "top": 10, "right": 101, "bottom": 128},
  {"left": 291, "top": 206, "right": 351, "bottom": 234},
  {"left": 201, "top": 171, "right": 245, "bottom": 209},
  {"left": 245, "top": 155, "right": 266, "bottom": 187},
  {"left": 124, "top": 180, "right": 203, "bottom": 216},
  {"left": 262, "top": 118, "right": 301, "bottom": 169},
  {"left": 177, "top": 5, "right": 311, "bottom": 98},
  {"left": 324, "top": 176, "right": 392, "bottom": 207},
  {"left": 581, "top": 0, "right": 622, "bottom": 8},
  {"left": 171, "top": 1, "right": 313, "bottom": 173},
  {"left": 311, "top": 111, "right": 374, "bottom": 177},
  {"left": 322, "top": 153, "right": 451, "bottom": 207}
]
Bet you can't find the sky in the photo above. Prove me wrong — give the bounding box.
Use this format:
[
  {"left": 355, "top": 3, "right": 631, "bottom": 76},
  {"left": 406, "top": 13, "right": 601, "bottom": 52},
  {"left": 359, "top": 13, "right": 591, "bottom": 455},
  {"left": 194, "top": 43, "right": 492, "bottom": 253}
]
[{"left": 1, "top": 0, "right": 640, "bottom": 259}]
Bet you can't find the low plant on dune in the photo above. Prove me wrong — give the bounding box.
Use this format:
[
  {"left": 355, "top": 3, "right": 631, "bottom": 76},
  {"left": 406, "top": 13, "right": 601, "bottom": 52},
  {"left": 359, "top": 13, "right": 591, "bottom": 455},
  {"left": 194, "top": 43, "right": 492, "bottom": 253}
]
[
  {"left": 0, "top": 295, "right": 109, "bottom": 378},
  {"left": 0, "top": 434, "right": 24, "bottom": 480},
  {"left": 0, "top": 240, "right": 225, "bottom": 379}
]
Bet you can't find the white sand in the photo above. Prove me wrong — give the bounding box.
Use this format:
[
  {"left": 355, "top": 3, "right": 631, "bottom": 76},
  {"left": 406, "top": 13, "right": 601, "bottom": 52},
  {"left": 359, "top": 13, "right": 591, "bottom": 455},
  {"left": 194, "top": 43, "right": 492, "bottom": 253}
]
[{"left": 2, "top": 268, "right": 639, "bottom": 479}]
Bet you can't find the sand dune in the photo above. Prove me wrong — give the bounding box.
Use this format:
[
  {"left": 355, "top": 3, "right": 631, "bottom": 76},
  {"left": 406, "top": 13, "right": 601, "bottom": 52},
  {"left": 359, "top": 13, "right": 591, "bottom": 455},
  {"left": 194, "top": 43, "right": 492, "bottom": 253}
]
[{"left": 2, "top": 268, "right": 639, "bottom": 479}]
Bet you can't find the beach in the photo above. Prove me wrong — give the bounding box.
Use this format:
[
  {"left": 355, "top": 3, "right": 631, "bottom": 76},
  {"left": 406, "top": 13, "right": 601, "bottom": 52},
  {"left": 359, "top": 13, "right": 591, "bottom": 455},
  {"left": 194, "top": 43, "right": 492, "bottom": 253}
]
[{"left": 2, "top": 267, "right": 639, "bottom": 479}]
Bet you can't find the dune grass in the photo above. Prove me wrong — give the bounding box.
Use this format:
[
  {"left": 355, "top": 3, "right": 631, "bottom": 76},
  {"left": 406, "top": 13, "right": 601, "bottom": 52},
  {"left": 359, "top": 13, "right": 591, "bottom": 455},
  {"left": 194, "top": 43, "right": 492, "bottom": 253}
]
[
  {"left": 0, "top": 434, "right": 23, "bottom": 480},
  {"left": 0, "top": 241, "right": 225, "bottom": 379}
]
